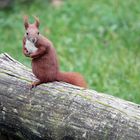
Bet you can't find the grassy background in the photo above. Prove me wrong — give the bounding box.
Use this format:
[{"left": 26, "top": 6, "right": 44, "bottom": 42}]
[{"left": 0, "top": 0, "right": 140, "bottom": 103}]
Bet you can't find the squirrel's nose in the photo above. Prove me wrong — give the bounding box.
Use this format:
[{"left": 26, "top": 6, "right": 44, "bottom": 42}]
[{"left": 31, "top": 38, "right": 36, "bottom": 43}]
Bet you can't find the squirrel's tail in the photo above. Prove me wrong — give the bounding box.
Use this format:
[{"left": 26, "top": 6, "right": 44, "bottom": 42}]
[{"left": 57, "top": 72, "right": 87, "bottom": 88}]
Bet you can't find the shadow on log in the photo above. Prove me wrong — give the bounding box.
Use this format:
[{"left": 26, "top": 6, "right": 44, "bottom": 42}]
[{"left": 0, "top": 53, "right": 140, "bottom": 140}]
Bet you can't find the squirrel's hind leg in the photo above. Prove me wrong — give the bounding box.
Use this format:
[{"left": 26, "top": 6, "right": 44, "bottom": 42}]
[{"left": 29, "top": 80, "right": 42, "bottom": 89}]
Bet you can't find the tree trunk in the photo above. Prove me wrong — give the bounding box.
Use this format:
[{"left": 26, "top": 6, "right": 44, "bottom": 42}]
[
  {"left": 0, "top": 0, "right": 12, "bottom": 9},
  {"left": 0, "top": 53, "right": 140, "bottom": 140}
]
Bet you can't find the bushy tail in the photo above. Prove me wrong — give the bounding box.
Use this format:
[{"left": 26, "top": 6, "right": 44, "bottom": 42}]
[{"left": 57, "top": 72, "right": 87, "bottom": 88}]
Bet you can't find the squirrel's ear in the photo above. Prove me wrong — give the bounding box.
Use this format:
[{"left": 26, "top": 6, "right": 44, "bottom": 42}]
[
  {"left": 34, "top": 16, "right": 40, "bottom": 28},
  {"left": 23, "top": 16, "right": 29, "bottom": 29}
]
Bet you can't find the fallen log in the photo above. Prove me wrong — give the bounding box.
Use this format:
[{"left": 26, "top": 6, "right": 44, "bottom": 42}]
[{"left": 0, "top": 53, "right": 140, "bottom": 140}]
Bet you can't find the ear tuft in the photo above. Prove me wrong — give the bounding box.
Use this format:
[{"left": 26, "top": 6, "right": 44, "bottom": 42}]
[
  {"left": 23, "top": 15, "right": 29, "bottom": 30},
  {"left": 34, "top": 16, "right": 40, "bottom": 28}
]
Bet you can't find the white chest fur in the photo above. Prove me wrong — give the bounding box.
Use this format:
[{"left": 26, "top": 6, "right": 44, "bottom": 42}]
[{"left": 25, "top": 39, "right": 38, "bottom": 53}]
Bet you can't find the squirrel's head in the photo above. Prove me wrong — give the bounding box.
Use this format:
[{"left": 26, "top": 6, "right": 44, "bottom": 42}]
[{"left": 23, "top": 16, "right": 40, "bottom": 44}]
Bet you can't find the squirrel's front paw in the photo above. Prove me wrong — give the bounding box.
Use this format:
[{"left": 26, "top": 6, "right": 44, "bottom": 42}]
[
  {"left": 30, "top": 53, "right": 37, "bottom": 58},
  {"left": 24, "top": 50, "right": 30, "bottom": 57},
  {"left": 29, "top": 54, "right": 34, "bottom": 58}
]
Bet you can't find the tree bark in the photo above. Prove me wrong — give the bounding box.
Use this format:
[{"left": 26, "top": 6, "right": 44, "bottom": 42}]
[{"left": 0, "top": 53, "right": 140, "bottom": 140}]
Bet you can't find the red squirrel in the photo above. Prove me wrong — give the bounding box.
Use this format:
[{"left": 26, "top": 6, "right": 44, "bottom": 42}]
[{"left": 23, "top": 16, "right": 87, "bottom": 88}]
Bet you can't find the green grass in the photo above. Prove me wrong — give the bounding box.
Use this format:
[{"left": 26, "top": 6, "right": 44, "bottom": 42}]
[{"left": 0, "top": 0, "right": 140, "bottom": 103}]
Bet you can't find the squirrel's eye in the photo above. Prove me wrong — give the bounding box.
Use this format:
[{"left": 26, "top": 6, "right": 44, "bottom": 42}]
[
  {"left": 26, "top": 32, "right": 28, "bottom": 35},
  {"left": 37, "top": 32, "right": 39, "bottom": 35}
]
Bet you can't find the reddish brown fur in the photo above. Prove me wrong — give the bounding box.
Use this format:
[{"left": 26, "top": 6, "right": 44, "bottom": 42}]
[{"left": 23, "top": 16, "right": 87, "bottom": 88}]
